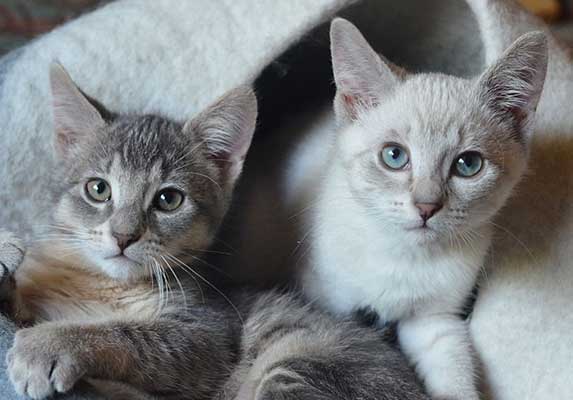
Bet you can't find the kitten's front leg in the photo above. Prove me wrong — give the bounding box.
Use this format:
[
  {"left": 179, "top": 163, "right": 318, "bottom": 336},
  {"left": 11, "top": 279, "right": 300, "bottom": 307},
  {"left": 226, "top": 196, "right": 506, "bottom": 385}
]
[
  {"left": 398, "top": 313, "right": 479, "bottom": 400},
  {"left": 7, "top": 317, "right": 236, "bottom": 399}
]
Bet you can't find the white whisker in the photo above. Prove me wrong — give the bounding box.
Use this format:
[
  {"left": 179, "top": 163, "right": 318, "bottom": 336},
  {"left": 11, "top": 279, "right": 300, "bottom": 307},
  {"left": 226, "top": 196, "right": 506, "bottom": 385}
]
[{"left": 165, "top": 253, "right": 243, "bottom": 325}]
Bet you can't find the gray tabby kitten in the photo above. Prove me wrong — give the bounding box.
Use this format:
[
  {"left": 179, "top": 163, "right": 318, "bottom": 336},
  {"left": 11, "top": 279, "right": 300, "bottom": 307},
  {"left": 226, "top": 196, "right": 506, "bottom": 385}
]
[
  {"left": 2, "top": 63, "right": 257, "bottom": 400},
  {"left": 0, "top": 64, "right": 428, "bottom": 400}
]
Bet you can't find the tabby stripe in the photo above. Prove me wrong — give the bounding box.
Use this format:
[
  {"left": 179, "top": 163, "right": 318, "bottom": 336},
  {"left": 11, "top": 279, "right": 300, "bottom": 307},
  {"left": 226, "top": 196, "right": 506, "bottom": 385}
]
[
  {"left": 120, "top": 326, "right": 149, "bottom": 364},
  {"left": 248, "top": 323, "right": 308, "bottom": 359}
]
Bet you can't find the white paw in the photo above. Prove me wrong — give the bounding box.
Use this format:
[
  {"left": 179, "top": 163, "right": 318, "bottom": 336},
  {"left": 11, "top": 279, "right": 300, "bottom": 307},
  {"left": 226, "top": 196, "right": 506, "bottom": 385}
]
[{"left": 7, "top": 326, "right": 85, "bottom": 399}]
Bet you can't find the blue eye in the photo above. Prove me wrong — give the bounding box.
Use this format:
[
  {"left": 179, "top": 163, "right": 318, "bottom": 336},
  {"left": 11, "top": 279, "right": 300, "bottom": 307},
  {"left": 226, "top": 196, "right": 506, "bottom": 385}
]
[
  {"left": 380, "top": 145, "right": 409, "bottom": 170},
  {"left": 453, "top": 152, "right": 483, "bottom": 177}
]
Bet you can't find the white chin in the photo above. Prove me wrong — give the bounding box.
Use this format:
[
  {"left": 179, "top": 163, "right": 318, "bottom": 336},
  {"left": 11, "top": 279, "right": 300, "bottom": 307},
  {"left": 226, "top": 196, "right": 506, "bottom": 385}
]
[
  {"left": 98, "top": 256, "right": 146, "bottom": 282},
  {"left": 407, "top": 227, "right": 440, "bottom": 243}
]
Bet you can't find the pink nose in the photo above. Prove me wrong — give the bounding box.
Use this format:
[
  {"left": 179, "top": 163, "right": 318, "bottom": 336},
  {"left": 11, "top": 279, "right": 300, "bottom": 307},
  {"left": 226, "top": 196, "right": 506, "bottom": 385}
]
[
  {"left": 112, "top": 232, "right": 140, "bottom": 252},
  {"left": 415, "top": 202, "right": 443, "bottom": 222}
]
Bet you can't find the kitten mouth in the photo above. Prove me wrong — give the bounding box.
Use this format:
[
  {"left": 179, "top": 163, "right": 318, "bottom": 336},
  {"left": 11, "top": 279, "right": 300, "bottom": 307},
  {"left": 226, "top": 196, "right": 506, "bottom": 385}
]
[
  {"left": 106, "top": 254, "right": 143, "bottom": 268},
  {"left": 106, "top": 254, "right": 134, "bottom": 262},
  {"left": 405, "top": 224, "right": 433, "bottom": 232}
]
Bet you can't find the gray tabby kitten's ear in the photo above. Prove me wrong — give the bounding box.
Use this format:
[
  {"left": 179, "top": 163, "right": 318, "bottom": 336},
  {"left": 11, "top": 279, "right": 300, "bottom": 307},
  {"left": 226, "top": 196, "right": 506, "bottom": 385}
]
[
  {"left": 50, "top": 63, "right": 106, "bottom": 159},
  {"left": 330, "top": 18, "right": 400, "bottom": 123},
  {"left": 184, "top": 86, "right": 257, "bottom": 186},
  {"left": 476, "top": 32, "right": 548, "bottom": 140}
]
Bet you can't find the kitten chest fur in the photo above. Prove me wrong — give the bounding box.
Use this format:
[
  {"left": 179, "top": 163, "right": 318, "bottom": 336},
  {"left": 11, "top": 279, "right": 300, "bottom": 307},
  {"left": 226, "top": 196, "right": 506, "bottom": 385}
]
[
  {"left": 15, "top": 251, "right": 166, "bottom": 323},
  {"left": 304, "top": 169, "right": 491, "bottom": 322}
]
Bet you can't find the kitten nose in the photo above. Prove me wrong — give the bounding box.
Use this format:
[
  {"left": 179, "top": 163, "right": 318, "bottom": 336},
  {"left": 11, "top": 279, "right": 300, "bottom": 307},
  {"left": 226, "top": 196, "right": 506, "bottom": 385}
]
[
  {"left": 112, "top": 232, "right": 140, "bottom": 252},
  {"left": 415, "top": 202, "right": 443, "bottom": 222}
]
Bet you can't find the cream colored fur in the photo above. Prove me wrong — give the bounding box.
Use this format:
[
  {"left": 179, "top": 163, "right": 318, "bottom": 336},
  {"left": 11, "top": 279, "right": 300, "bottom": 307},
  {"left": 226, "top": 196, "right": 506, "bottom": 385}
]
[{"left": 15, "top": 247, "right": 168, "bottom": 324}]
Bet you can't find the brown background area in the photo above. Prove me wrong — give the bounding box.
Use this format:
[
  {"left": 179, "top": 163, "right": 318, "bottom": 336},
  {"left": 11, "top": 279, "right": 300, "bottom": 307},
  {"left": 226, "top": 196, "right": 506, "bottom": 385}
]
[{"left": 0, "top": 0, "right": 101, "bottom": 54}]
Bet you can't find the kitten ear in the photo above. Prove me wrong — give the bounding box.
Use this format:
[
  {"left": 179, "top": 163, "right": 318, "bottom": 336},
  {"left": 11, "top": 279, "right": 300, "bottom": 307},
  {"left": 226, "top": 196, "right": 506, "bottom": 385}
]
[
  {"left": 50, "top": 63, "right": 106, "bottom": 158},
  {"left": 330, "top": 18, "right": 399, "bottom": 123},
  {"left": 184, "top": 86, "right": 257, "bottom": 186},
  {"left": 476, "top": 32, "right": 548, "bottom": 139}
]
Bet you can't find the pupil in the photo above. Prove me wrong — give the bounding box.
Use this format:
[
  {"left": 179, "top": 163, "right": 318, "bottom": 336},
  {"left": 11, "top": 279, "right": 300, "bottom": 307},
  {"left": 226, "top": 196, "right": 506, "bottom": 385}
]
[
  {"left": 162, "top": 193, "right": 172, "bottom": 204},
  {"left": 391, "top": 148, "right": 400, "bottom": 159},
  {"left": 96, "top": 182, "right": 105, "bottom": 194}
]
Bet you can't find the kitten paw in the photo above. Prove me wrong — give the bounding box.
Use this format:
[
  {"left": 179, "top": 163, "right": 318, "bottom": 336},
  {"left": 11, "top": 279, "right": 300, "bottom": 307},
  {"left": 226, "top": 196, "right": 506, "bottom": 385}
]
[
  {"left": 0, "top": 230, "right": 25, "bottom": 282},
  {"left": 7, "top": 326, "right": 85, "bottom": 399}
]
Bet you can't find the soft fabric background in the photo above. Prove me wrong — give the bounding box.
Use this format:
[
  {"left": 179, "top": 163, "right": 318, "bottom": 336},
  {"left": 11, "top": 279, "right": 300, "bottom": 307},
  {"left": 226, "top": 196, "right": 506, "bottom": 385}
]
[
  {"left": 0, "top": 0, "right": 568, "bottom": 55},
  {"left": 0, "top": 1, "right": 572, "bottom": 400}
]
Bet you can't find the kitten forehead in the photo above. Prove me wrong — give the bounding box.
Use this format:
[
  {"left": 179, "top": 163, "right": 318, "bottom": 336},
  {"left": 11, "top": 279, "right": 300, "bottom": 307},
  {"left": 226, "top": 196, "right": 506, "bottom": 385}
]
[
  {"left": 106, "top": 154, "right": 163, "bottom": 204},
  {"left": 352, "top": 75, "right": 474, "bottom": 148},
  {"left": 107, "top": 115, "right": 188, "bottom": 171},
  {"left": 393, "top": 75, "right": 474, "bottom": 128},
  {"left": 73, "top": 114, "right": 211, "bottom": 182}
]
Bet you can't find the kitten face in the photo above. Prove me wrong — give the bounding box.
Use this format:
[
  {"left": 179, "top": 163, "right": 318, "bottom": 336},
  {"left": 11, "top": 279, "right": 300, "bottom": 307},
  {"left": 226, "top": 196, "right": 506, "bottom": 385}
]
[
  {"left": 337, "top": 75, "right": 526, "bottom": 243},
  {"left": 49, "top": 64, "right": 256, "bottom": 281},
  {"left": 329, "top": 19, "right": 547, "bottom": 245},
  {"left": 53, "top": 116, "right": 223, "bottom": 281}
]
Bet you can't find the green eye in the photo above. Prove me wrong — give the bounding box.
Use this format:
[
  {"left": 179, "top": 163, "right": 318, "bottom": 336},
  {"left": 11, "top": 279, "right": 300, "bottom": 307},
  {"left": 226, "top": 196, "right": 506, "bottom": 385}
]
[
  {"left": 380, "top": 144, "right": 409, "bottom": 170},
  {"left": 85, "top": 179, "right": 111, "bottom": 202},
  {"left": 155, "top": 189, "right": 184, "bottom": 212},
  {"left": 453, "top": 152, "right": 483, "bottom": 177}
]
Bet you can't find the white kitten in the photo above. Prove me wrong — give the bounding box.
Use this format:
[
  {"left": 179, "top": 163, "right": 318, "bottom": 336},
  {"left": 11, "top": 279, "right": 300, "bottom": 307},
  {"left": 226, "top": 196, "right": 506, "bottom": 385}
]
[{"left": 301, "top": 19, "right": 548, "bottom": 399}]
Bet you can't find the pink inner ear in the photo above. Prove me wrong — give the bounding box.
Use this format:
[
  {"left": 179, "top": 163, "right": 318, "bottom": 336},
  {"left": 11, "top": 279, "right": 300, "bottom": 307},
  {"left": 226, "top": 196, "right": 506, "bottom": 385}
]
[
  {"left": 207, "top": 150, "right": 246, "bottom": 183},
  {"left": 207, "top": 151, "right": 232, "bottom": 171},
  {"left": 55, "top": 127, "right": 78, "bottom": 157},
  {"left": 343, "top": 93, "right": 359, "bottom": 119}
]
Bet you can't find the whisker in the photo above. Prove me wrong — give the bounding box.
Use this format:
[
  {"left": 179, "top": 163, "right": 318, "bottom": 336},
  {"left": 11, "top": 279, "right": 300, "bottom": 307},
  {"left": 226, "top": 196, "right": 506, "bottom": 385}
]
[
  {"left": 212, "top": 237, "right": 237, "bottom": 253},
  {"left": 487, "top": 221, "right": 535, "bottom": 261},
  {"left": 183, "top": 248, "right": 232, "bottom": 257},
  {"left": 180, "top": 252, "right": 232, "bottom": 279},
  {"left": 160, "top": 255, "right": 188, "bottom": 310},
  {"left": 188, "top": 172, "right": 222, "bottom": 193},
  {"left": 163, "top": 253, "right": 205, "bottom": 305},
  {"left": 166, "top": 254, "right": 243, "bottom": 325},
  {"left": 151, "top": 258, "right": 166, "bottom": 311}
]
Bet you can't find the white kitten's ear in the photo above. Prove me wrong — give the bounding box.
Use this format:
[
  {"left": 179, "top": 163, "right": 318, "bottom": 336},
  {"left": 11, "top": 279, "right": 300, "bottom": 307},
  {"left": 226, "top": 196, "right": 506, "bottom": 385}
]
[
  {"left": 476, "top": 32, "right": 548, "bottom": 139},
  {"left": 330, "top": 18, "right": 399, "bottom": 123},
  {"left": 50, "top": 63, "right": 106, "bottom": 159},
  {"left": 185, "top": 86, "right": 257, "bottom": 186}
]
